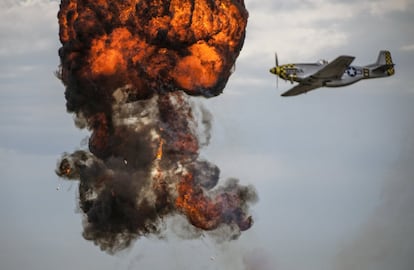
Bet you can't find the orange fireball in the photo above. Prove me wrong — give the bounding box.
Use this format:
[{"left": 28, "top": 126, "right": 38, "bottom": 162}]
[{"left": 58, "top": 0, "right": 248, "bottom": 118}]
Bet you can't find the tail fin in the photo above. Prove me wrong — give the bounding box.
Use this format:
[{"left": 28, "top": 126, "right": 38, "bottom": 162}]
[{"left": 372, "top": 50, "right": 395, "bottom": 76}]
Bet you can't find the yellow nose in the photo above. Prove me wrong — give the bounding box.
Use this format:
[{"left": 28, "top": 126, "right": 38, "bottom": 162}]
[{"left": 270, "top": 67, "right": 281, "bottom": 75}]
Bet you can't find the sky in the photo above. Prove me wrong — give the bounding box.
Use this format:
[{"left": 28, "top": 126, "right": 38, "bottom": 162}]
[{"left": 1, "top": 0, "right": 414, "bottom": 270}]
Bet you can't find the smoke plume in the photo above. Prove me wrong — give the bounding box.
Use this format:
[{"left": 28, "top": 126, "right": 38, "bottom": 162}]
[{"left": 56, "top": 0, "right": 256, "bottom": 253}]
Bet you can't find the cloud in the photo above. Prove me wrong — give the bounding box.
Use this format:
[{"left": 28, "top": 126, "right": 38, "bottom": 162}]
[
  {"left": 401, "top": 44, "right": 414, "bottom": 52},
  {"left": 362, "top": 0, "right": 412, "bottom": 15},
  {"left": 335, "top": 115, "right": 414, "bottom": 270},
  {"left": 244, "top": 0, "right": 352, "bottom": 60},
  {"left": 0, "top": 0, "right": 60, "bottom": 94},
  {"left": 244, "top": 0, "right": 414, "bottom": 61},
  {"left": 0, "top": 0, "right": 59, "bottom": 56}
]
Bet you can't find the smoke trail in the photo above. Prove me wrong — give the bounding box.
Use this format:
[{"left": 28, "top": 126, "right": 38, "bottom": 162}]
[{"left": 56, "top": 0, "right": 257, "bottom": 253}]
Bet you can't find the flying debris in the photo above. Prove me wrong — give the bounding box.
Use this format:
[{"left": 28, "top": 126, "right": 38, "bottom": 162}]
[
  {"left": 56, "top": 0, "right": 256, "bottom": 253},
  {"left": 270, "top": 50, "right": 395, "bottom": 96}
]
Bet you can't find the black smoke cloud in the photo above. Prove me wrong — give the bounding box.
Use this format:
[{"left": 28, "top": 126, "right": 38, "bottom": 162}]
[{"left": 56, "top": 0, "right": 256, "bottom": 253}]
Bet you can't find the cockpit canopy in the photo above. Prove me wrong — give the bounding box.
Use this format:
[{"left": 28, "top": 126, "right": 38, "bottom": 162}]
[{"left": 317, "top": 59, "right": 328, "bottom": 65}]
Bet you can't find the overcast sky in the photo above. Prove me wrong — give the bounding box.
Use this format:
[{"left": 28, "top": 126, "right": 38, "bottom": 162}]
[{"left": 1, "top": 1, "right": 414, "bottom": 270}]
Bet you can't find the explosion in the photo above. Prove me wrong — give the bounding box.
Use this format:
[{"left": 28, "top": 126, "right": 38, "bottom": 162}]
[{"left": 56, "top": 0, "right": 256, "bottom": 253}]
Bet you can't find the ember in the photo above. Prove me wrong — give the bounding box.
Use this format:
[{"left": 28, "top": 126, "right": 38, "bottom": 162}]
[{"left": 56, "top": 0, "right": 256, "bottom": 253}]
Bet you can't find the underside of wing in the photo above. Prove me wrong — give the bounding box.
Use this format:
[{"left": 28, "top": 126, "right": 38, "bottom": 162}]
[
  {"left": 281, "top": 83, "right": 321, "bottom": 96},
  {"left": 313, "top": 55, "right": 355, "bottom": 79}
]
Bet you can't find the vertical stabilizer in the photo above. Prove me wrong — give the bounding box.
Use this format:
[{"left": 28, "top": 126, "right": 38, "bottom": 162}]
[{"left": 372, "top": 50, "right": 395, "bottom": 76}]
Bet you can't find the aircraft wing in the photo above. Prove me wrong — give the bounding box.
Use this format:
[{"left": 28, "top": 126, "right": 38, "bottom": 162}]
[
  {"left": 313, "top": 55, "right": 355, "bottom": 79},
  {"left": 280, "top": 56, "right": 355, "bottom": 97},
  {"left": 281, "top": 81, "right": 321, "bottom": 96}
]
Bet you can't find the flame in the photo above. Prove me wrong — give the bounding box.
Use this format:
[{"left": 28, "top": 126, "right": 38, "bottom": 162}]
[
  {"left": 58, "top": 0, "right": 248, "bottom": 104},
  {"left": 156, "top": 139, "right": 164, "bottom": 161},
  {"left": 171, "top": 43, "right": 222, "bottom": 90},
  {"left": 59, "top": 159, "right": 72, "bottom": 176},
  {"left": 176, "top": 172, "right": 255, "bottom": 231},
  {"left": 176, "top": 173, "right": 221, "bottom": 230}
]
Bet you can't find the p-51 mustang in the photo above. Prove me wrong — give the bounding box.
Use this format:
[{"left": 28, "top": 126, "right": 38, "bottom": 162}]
[{"left": 269, "top": 50, "right": 395, "bottom": 96}]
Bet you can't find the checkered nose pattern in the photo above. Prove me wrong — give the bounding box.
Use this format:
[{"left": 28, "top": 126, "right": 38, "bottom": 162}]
[{"left": 269, "top": 67, "right": 282, "bottom": 76}]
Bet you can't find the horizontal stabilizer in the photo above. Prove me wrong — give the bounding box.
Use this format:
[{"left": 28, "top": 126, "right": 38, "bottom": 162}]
[{"left": 372, "top": 64, "right": 395, "bottom": 73}]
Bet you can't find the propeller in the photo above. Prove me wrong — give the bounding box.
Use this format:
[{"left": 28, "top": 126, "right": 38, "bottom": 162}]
[
  {"left": 275, "top": 52, "right": 279, "bottom": 67},
  {"left": 275, "top": 52, "right": 279, "bottom": 89}
]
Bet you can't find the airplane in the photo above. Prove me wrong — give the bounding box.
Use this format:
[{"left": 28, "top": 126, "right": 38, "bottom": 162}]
[{"left": 269, "top": 50, "right": 395, "bottom": 96}]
